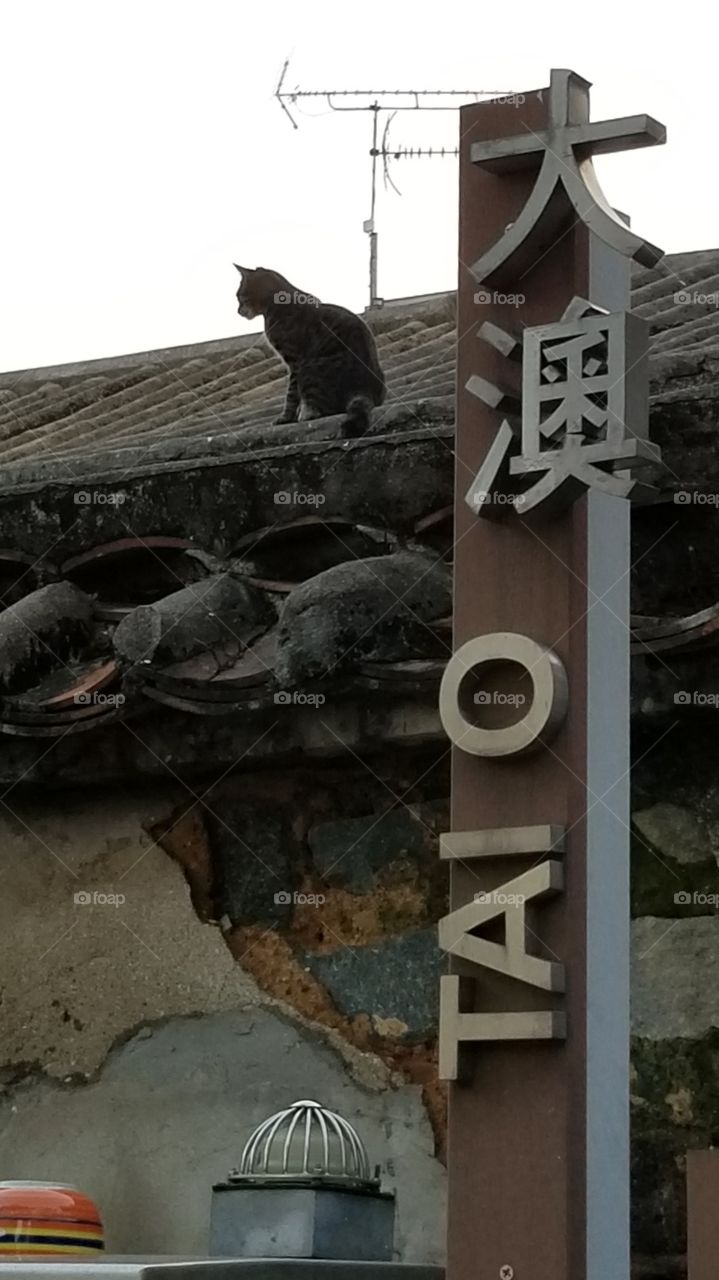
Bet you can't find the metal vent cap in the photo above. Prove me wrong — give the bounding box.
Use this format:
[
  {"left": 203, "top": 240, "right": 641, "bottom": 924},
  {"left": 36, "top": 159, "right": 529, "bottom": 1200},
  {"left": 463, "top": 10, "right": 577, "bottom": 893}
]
[{"left": 231, "top": 1099, "right": 375, "bottom": 1186}]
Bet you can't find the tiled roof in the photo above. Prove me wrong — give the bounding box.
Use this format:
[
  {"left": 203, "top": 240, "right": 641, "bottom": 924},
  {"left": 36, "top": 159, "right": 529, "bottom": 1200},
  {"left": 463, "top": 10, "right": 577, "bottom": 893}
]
[
  {"left": 0, "top": 249, "right": 718, "bottom": 477},
  {"left": 0, "top": 296, "right": 456, "bottom": 480},
  {"left": 0, "top": 251, "right": 718, "bottom": 755}
]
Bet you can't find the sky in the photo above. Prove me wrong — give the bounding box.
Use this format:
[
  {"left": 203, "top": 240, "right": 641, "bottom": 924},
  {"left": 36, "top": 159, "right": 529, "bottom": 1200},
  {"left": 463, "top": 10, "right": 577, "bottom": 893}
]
[{"left": 0, "top": 0, "right": 716, "bottom": 372}]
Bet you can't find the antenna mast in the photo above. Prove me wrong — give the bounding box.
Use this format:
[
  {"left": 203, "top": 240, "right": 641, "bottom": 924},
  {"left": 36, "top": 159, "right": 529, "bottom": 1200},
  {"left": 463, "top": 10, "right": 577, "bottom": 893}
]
[{"left": 275, "top": 62, "right": 515, "bottom": 307}]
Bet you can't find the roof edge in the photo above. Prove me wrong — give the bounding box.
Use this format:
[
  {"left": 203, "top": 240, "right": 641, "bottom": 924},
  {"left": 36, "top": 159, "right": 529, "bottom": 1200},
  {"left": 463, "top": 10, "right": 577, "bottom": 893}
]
[
  {"left": 2, "top": 256, "right": 715, "bottom": 386},
  {"left": 0, "top": 329, "right": 268, "bottom": 387},
  {"left": 0, "top": 290, "right": 458, "bottom": 387}
]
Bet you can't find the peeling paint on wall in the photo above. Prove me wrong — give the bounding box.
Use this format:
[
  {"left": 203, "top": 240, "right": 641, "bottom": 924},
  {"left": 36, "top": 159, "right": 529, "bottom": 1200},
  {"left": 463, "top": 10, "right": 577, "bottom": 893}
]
[
  {"left": 0, "top": 781, "right": 448, "bottom": 1263},
  {"left": 0, "top": 1010, "right": 446, "bottom": 1261}
]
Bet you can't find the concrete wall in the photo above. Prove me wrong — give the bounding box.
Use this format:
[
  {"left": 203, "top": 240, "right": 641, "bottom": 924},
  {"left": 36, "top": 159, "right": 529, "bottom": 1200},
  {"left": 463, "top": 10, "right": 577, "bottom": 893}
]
[
  {"left": 6, "top": 726, "right": 716, "bottom": 1274},
  {"left": 0, "top": 1010, "right": 443, "bottom": 1260},
  {"left": 0, "top": 776, "right": 446, "bottom": 1263}
]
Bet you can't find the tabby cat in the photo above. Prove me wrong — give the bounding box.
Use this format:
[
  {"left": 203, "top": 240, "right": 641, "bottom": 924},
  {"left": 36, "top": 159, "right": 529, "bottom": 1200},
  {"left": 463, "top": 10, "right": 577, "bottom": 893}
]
[{"left": 234, "top": 266, "right": 386, "bottom": 437}]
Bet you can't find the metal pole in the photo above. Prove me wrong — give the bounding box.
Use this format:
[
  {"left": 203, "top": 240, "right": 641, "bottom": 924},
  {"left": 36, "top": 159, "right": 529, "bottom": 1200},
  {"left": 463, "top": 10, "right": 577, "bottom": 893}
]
[{"left": 368, "top": 103, "right": 379, "bottom": 307}]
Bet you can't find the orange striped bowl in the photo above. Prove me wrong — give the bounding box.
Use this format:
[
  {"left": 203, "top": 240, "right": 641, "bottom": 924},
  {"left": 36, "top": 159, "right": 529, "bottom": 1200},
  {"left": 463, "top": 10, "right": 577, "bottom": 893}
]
[{"left": 0, "top": 1183, "right": 104, "bottom": 1257}]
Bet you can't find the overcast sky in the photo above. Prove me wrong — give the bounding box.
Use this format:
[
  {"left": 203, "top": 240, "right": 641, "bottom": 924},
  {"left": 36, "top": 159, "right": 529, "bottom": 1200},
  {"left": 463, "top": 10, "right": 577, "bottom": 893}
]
[{"left": 1, "top": 0, "right": 715, "bottom": 372}]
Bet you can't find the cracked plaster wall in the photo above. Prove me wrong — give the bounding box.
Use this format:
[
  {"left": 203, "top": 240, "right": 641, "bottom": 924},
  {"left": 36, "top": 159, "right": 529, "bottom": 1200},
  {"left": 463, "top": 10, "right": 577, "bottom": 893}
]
[
  {"left": 10, "top": 725, "right": 719, "bottom": 1275},
  {"left": 0, "top": 786, "right": 446, "bottom": 1262}
]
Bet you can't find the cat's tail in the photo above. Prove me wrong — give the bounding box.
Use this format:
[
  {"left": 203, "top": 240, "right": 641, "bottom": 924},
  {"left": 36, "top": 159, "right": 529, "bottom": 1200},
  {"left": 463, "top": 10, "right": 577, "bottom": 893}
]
[{"left": 342, "top": 395, "right": 373, "bottom": 439}]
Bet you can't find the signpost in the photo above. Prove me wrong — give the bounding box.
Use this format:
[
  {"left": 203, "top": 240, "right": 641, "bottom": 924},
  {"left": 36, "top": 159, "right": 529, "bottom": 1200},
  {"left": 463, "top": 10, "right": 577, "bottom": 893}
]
[{"left": 438, "top": 70, "right": 665, "bottom": 1280}]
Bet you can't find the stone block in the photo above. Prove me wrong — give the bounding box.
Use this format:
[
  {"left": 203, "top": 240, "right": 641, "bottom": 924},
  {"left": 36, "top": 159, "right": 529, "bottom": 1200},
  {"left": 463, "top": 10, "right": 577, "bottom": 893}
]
[
  {"left": 632, "top": 917, "right": 719, "bottom": 1039},
  {"left": 204, "top": 802, "right": 298, "bottom": 926},
  {"left": 302, "top": 929, "right": 443, "bottom": 1041},
  {"left": 308, "top": 809, "right": 428, "bottom": 892}
]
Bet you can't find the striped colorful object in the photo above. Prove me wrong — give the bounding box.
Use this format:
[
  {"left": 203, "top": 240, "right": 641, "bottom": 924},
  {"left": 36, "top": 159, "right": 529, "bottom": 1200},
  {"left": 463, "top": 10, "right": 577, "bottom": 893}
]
[{"left": 0, "top": 1183, "right": 104, "bottom": 1257}]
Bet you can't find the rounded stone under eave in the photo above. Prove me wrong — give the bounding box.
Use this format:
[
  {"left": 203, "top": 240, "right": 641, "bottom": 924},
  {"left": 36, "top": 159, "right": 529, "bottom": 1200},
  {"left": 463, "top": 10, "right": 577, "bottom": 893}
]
[{"left": 273, "top": 550, "right": 451, "bottom": 688}]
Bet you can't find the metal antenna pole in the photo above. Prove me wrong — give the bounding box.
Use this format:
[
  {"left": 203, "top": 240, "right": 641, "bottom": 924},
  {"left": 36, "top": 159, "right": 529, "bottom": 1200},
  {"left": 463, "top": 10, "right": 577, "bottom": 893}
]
[
  {"left": 367, "top": 104, "right": 380, "bottom": 307},
  {"left": 274, "top": 63, "right": 505, "bottom": 308}
]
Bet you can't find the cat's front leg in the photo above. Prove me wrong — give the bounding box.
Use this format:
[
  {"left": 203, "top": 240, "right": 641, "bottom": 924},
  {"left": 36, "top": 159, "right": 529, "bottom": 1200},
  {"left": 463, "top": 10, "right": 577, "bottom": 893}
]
[{"left": 275, "top": 370, "right": 300, "bottom": 424}]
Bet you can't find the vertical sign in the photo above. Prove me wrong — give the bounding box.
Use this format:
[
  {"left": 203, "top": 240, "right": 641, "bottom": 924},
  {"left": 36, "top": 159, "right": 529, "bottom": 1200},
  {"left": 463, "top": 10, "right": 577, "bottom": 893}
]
[
  {"left": 439, "top": 71, "right": 665, "bottom": 1280},
  {"left": 687, "top": 1150, "right": 719, "bottom": 1280}
]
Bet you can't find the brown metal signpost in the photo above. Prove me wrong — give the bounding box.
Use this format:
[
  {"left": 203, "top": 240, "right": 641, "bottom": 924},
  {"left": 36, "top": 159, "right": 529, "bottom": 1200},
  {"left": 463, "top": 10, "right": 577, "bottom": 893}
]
[
  {"left": 687, "top": 1149, "right": 719, "bottom": 1279},
  {"left": 438, "top": 71, "right": 665, "bottom": 1280}
]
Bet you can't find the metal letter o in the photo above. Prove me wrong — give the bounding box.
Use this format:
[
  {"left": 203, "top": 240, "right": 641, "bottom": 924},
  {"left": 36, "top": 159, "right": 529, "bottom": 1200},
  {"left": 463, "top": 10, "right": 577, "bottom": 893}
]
[{"left": 438, "top": 632, "right": 568, "bottom": 758}]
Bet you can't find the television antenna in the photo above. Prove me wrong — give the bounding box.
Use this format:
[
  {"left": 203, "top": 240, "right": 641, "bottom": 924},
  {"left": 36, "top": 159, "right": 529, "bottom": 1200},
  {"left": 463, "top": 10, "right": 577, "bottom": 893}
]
[{"left": 275, "top": 62, "right": 517, "bottom": 307}]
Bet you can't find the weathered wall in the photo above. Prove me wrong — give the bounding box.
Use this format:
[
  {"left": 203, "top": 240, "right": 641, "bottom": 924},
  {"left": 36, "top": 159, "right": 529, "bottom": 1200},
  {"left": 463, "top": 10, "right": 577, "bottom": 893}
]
[
  {"left": 630, "top": 722, "right": 719, "bottom": 1271},
  {"left": 3, "top": 721, "right": 717, "bottom": 1276},
  {"left": 0, "top": 763, "right": 448, "bottom": 1263},
  {"left": 0, "top": 1010, "right": 443, "bottom": 1260}
]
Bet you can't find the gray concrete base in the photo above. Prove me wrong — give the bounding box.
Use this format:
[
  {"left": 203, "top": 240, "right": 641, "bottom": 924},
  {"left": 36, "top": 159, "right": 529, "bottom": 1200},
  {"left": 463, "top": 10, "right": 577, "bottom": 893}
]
[{"left": 210, "top": 1185, "right": 395, "bottom": 1261}]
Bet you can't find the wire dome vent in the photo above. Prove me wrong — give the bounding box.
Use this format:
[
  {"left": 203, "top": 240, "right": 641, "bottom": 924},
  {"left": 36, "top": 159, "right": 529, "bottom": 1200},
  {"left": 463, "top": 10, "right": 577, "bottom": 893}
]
[{"left": 231, "top": 1099, "right": 375, "bottom": 1186}]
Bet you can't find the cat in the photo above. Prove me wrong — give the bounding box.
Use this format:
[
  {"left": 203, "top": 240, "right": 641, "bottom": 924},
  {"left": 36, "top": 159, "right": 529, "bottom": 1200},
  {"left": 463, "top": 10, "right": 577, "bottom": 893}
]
[{"left": 234, "top": 266, "right": 386, "bottom": 437}]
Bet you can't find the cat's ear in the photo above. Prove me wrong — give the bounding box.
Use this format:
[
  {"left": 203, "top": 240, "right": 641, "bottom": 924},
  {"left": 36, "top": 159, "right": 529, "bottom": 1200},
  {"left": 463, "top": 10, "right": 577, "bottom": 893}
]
[{"left": 233, "top": 263, "right": 248, "bottom": 276}]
